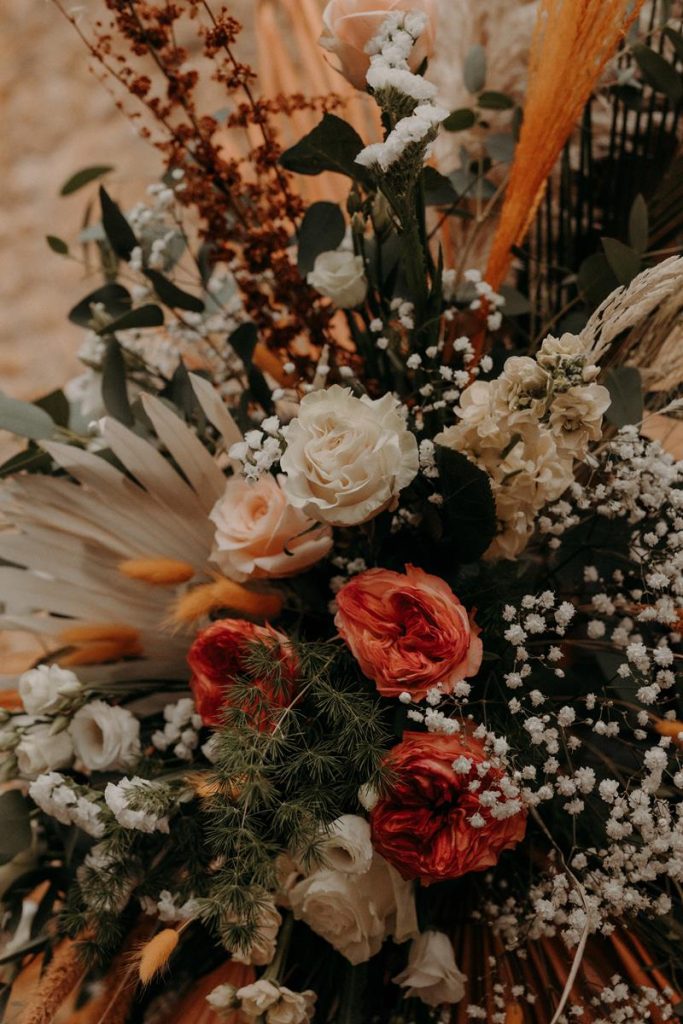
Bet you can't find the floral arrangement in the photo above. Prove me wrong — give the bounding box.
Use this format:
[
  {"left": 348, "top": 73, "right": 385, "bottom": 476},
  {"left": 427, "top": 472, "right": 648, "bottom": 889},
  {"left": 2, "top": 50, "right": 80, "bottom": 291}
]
[{"left": 1, "top": 1, "right": 682, "bottom": 1022}]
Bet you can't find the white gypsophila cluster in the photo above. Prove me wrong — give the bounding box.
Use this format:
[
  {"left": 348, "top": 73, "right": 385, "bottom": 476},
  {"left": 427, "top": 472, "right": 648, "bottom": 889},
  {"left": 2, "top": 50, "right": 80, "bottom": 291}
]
[
  {"left": 229, "top": 416, "right": 283, "bottom": 481},
  {"left": 442, "top": 267, "right": 506, "bottom": 332},
  {"left": 151, "top": 697, "right": 203, "bottom": 761},
  {"left": 29, "top": 771, "right": 107, "bottom": 838},
  {"left": 356, "top": 13, "right": 448, "bottom": 173},
  {"left": 437, "top": 333, "right": 611, "bottom": 559},
  {"left": 140, "top": 888, "right": 201, "bottom": 924},
  {"left": 104, "top": 776, "right": 176, "bottom": 834}
]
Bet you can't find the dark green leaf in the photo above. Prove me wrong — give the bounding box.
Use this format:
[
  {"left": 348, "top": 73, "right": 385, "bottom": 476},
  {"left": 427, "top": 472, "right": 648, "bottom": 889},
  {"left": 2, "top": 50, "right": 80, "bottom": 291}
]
[
  {"left": 0, "top": 792, "right": 32, "bottom": 865},
  {"left": 577, "top": 253, "right": 619, "bottom": 305},
  {"left": 97, "top": 304, "right": 164, "bottom": 335},
  {"left": 628, "top": 194, "right": 649, "bottom": 255},
  {"left": 280, "top": 114, "right": 371, "bottom": 183},
  {"left": 46, "top": 235, "right": 69, "bottom": 256},
  {"left": 297, "top": 202, "right": 346, "bottom": 275},
  {"left": 0, "top": 444, "right": 52, "bottom": 478},
  {"left": 633, "top": 43, "right": 683, "bottom": 104},
  {"left": 35, "top": 390, "right": 70, "bottom": 429},
  {"left": 601, "top": 237, "right": 641, "bottom": 286},
  {"left": 247, "top": 368, "right": 274, "bottom": 415},
  {"left": 60, "top": 165, "right": 114, "bottom": 196},
  {"left": 422, "top": 167, "right": 459, "bottom": 206},
  {"left": 144, "top": 268, "right": 204, "bottom": 313},
  {"left": 69, "top": 284, "right": 132, "bottom": 328},
  {"left": 168, "top": 360, "right": 200, "bottom": 421},
  {"left": 435, "top": 445, "right": 497, "bottom": 562},
  {"left": 442, "top": 108, "right": 477, "bottom": 132},
  {"left": 498, "top": 285, "right": 531, "bottom": 316},
  {"left": 664, "top": 26, "right": 683, "bottom": 63},
  {"left": 464, "top": 45, "right": 487, "bottom": 93},
  {"left": 478, "top": 90, "right": 514, "bottom": 110},
  {"left": 101, "top": 339, "right": 134, "bottom": 426},
  {"left": 604, "top": 366, "right": 643, "bottom": 428},
  {"left": 230, "top": 322, "right": 259, "bottom": 364},
  {"left": 484, "top": 132, "right": 516, "bottom": 163},
  {"left": 0, "top": 393, "right": 56, "bottom": 442},
  {"left": 99, "top": 185, "right": 138, "bottom": 260}
]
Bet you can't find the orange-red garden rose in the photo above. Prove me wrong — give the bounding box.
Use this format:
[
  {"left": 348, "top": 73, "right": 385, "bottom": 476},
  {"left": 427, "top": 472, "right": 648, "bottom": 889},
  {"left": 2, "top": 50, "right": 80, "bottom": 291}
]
[
  {"left": 188, "top": 620, "right": 295, "bottom": 730},
  {"left": 334, "top": 565, "right": 483, "bottom": 700},
  {"left": 370, "top": 732, "right": 527, "bottom": 884}
]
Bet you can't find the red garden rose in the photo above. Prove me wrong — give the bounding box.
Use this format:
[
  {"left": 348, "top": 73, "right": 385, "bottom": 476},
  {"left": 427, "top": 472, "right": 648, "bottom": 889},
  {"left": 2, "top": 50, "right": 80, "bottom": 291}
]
[
  {"left": 188, "top": 619, "right": 296, "bottom": 731},
  {"left": 334, "top": 565, "right": 483, "bottom": 700},
  {"left": 370, "top": 731, "right": 527, "bottom": 884}
]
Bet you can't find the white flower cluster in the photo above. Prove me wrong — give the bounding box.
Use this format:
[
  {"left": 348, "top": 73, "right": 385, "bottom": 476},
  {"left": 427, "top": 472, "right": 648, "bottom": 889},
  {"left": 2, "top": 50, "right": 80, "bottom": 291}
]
[
  {"left": 151, "top": 698, "right": 203, "bottom": 761},
  {"left": 104, "top": 776, "right": 177, "bottom": 834},
  {"left": 437, "top": 333, "right": 611, "bottom": 558},
  {"left": 229, "top": 416, "right": 283, "bottom": 481},
  {"left": 356, "top": 14, "right": 448, "bottom": 173},
  {"left": 29, "top": 771, "right": 106, "bottom": 838},
  {"left": 208, "top": 979, "right": 316, "bottom": 1024},
  {"left": 142, "top": 888, "right": 201, "bottom": 924}
]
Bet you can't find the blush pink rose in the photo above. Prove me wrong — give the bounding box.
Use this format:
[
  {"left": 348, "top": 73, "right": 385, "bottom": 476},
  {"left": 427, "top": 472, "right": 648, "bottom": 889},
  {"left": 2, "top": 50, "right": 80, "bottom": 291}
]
[
  {"left": 320, "top": 0, "right": 437, "bottom": 90},
  {"left": 210, "top": 474, "right": 332, "bottom": 582},
  {"left": 335, "top": 565, "right": 483, "bottom": 700}
]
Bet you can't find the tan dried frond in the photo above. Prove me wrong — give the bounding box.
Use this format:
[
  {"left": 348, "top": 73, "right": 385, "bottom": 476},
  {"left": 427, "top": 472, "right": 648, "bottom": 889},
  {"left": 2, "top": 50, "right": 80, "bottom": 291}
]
[
  {"left": 17, "top": 934, "right": 88, "bottom": 1024},
  {"left": 137, "top": 929, "right": 179, "bottom": 985}
]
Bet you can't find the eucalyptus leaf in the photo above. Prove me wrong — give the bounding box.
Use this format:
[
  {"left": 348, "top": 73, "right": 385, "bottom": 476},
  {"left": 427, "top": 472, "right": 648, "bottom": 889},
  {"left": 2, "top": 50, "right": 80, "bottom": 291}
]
[
  {"left": 0, "top": 792, "right": 32, "bottom": 865},
  {"left": 478, "top": 90, "right": 514, "bottom": 110},
  {"left": 601, "top": 237, "right": 641, "bottom": 286},
  {"left": 464, "top": 45, "right": 487, "bottom": 93},
  {"left": 628, "top": 194, "right": 649, "bottom": 255},
  {"left": 280, "top": 114, "right": 371, "bottom": 183},
  {"left": 97, "top": 304, "right": 164, "bottom": 335},
  {"left": 577, "top": 252, "right": 619, "bottom": 305},
  {"left": 35, "top": 390, "right": 70, "bottom": 428},
  {"left": 664, "top": 26, "right": 683, "bottom": 63},
  {"left": 484, "top": 132, "right": 516, "bottom": 163},
  {"left": 99, "top": 185, "right": 138, "bottom": 260},
  {"left": 0, "top": 393, "right": 56, "bottom": 442},
  {"left": 422, "top": 167, "right": 459, "bottom": 206},
  {"left": 229, "top": 322, "right": 258, "bottom": 364},
  {"left": 144, "top": 268, "right": 205, "bottom": 313},
  {"left": 297, "top": 202, "right": 346, "bottom": 275},
  {"left": 633, "top": 43, "right": 683, "bottom": 104},
  {"left": 604, "top": 366, "right": 643, "bottom": 428},
  {"left": 101, "top": 338, "right": 134, "bottom": 426},
  {"left": 60, "top": 165, "right": 114, "bottom": 196},
  {"left": 69, "top": 284, "right": 132, "bottom": 328},
  {"left": 435, "top": 445, "right": 497, "bottom": 562},
  {"left": 46, "top": 235, "right": 69, "bottom": 256},
  {"left": 442, "top": 108, "right": 477, "bottom": 132}
]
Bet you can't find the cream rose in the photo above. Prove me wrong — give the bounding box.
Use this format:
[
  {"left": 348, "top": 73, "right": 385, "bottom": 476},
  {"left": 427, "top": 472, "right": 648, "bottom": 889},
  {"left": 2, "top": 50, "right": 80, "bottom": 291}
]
[
  {"left": 288, "top": 853, "right": 417, "bottom": 964},
  {"left": 16, "top": 725, "right": 73, "bottom": 779},
  {"left": 280, "top": 386, "right": 419, "bottom": 527},
  {"left": 238, "top": 980, "right": 281, "bottom": 1017},
  {"left": 237, "top": 981, "right": 315, "bottom": 1024},
  {"left": 320, "top": 0, "right": 437, "bottom": 90},
  {"left": 70, "top": 701, "right": 141, "bottom": 772},
  {"left": 394, "top": 931, "right": 467, "bottom": 1007},
  {"left": 19, "top": 665, "right": 82, "bottom": 717},
  {"left": 307, "top": 251, "right": 368, "bottom": 309},
  {"left": 210, "top": 474, "right": 332, "bottom": 582},
  {"left": 320, "top": 814, "right": 373, "bottom": 874}
]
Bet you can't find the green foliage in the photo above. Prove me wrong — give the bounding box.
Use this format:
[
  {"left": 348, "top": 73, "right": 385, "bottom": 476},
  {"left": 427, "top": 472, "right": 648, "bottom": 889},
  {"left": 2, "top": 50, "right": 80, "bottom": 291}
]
[
  {"left": 0, "top": 392, "right": 56, "bottom": 441},
  {"left": 0, "top": 792, "right": 32, "bottom": 865},
  {"left": 297, "top": 202, "right": 346, "bottom": 275},
  {"left": 68, "top": 283, "right": 132, "bottom": 328},
  {"left": 280, "top": 113, "right": 372, "bottom": 184},
  {"left": 46, "top": 235, "right": 69, "bottom": 256},
  {"left": 60, "top": 165, "right": 114, "bottom": 196},
  {"left": 604, "top": 366, "right": 644, "bottom": 428},
  {"left": 144, "top": 268, "right": 205, "bottom": 313},
  {"left": 442, "top": 108, "right": 476, "bottom": 132},
  {"left": 463, "top": 45, "right": 487, "bottom": 93},
  {"left": 99, "top": 185, "right": 138, "bottom": 260},
  {"left": 97, "top": 304, "right": 165, "bottom": 335},
  {"left": 101, "top": 338, "right": 134, "bottom": 426},
  {"left": 434, "top": 445, "right": 497, "bottom": 562}
]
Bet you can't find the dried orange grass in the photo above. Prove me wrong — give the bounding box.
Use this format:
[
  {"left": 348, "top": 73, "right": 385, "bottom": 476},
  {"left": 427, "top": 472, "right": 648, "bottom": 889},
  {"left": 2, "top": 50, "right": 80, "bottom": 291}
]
[
  {"left": 485, "top": 0, "right": 646, "bottom": 290},
  {"left": 17, "top": 933, "right": 89, "bottom": 1024},
  {"left": 170, "top": 576, "right": 283, "bottom": 625}
]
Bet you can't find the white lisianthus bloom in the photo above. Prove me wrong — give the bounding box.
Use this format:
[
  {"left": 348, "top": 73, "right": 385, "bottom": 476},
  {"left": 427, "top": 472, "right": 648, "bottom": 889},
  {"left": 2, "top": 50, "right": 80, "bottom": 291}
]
[
  {"left": 321, "top": 814, "right": 373, "bottom": 875},
  {"left": 16, "top": 725, "right": 73, "bottom": 779},
  {"left": 70, "top": 701, "right": 141, "bottom": 772},
  {"left": 394, "top": 931, "right": 467, "bottom": 1007},
  {"left": 237, "top": 980, "right": 281, "bottom": 1017},
  {"left": 267, "top": 988, "right": 316, "bottom": 1024},
  {"left": 288, "top": 853, "right": 417, "bottom": 964},
  {"left": 307, "top": 251, "right": 368, "bottom": 309},
  {"left": 280, "top": 386, "right": 419, "bottom": 527},
  {"left": 19, "top": 664, "right": 82, "bottom": 716}
]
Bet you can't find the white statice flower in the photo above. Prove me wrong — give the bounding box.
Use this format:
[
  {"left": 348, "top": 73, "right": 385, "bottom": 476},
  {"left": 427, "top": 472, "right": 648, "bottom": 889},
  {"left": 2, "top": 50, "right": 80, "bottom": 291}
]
[
  {"left": 104, "top": 777, "right": 170, "bottom": 833},
  {"left": 16, "top": 725, "right": 73, "bottom": 779},
  {"left": 307, "top": 251, "right": 367, "bottom": 309},
  {"left": 151, "top": 698, "right": 203, "bottom": 762},
  {"left": 28, "top": 772, "right": 106, "bottom": 837},
  {"left": 70, "top": 701, "right": 141, "bottom": 772},
  {"left": 394, "top": 931, "right": 467, "bottom": 1007},
  {"left": 18, "top": 665, "right": 82, "bottom": 716},
  {"left": 319, "top": 814, "right": 374, "bottom": 875},
  {"left": 280, "top": 385, "right": 418, "bottom": 527},
  {"left": 288, "top": 853, "right": 417, "bottom": 964}
]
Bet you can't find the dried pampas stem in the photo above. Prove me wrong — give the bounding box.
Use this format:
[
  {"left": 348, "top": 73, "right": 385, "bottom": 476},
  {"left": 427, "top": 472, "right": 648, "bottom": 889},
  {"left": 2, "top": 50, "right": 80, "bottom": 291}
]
[
  {"left": 485, "top": 0, "right": 646, "bottom": 290},
  {"left": 138, "top": 928, "right": 179, "bottom": 985},
  {"left": 17, "top": 934, "right": 88, "bottom": 1024}
]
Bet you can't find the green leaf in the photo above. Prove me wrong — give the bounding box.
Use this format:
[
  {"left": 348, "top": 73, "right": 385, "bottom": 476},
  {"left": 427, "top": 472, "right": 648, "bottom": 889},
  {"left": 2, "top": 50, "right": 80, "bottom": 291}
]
[
  {"left": 97, "top": 304, "right": 164, "bottom": 335},
  {"left": 99, "top": 185, "right": 138, "bottom": 260},
  {"left": 442, "top": 108, "right": 477, "bottom": 132},
  {"left": 46, "top": 235, "right": 69, "bottom": 256},
  {"left": 498, "top": 285, "right": 531, "bottom": 316},
  {"left": 297, "top": 202, "right": 346, "bottom": 276},
  {"left": 0, "top": 393, "right": 56, "bottom": 442},
  {"left": 604, "top": 366, "right": 643, "bottom": 428},
  {"left": 464, "top": 45, "right": 487, "bottom": 93},
  {"left": 484, "top": 132, "right": 516, "bottom": 163},
  {"left": 101, "top": 339, "right": 134, "bottom": 426},
  {"left": 435, "top": 445, "right": 497, "bottom": 562},
  {"left": 628, "top": 194, "right": 649, "bottom": 255},
  {"left": 60, "top": 165, "right": 114, "bottom": 196},
  {"left": 35, "top": 390, "right": 70, "bottom": 429},
  {"left": 633, "top": 43, "right": 683, "bottom": 104},
  {"left": 229, "top": 322, "right": 259, "bottom": 364},
  {"left": 0, "top": 444, "right": 52, "bottom": 478},
  {"left": 69, "top": 284, "right": 132, "bottom": 328},
  {"left": 601, "top": 237, "right": 641, "bottom": 286},
  {"left": 577, "top": 252, "right": 619, "bottom": 306},
  {"left": 0, "top": 792, "right": 32, "bottom": 866},
  {"left": 478, "top": 90, "right": 514, "bottom": 110},
  {"left": 280, "top": 114, "right": 371, "bottom": 182},
  {"left": 144, "top": 268, "right": 205, "bottom": 313},
  {"left": 422, "top": 167, "right": 459, "bottom": 206},
  {"left": 664, "top": 26, "right": 683, "bottom": 64}
]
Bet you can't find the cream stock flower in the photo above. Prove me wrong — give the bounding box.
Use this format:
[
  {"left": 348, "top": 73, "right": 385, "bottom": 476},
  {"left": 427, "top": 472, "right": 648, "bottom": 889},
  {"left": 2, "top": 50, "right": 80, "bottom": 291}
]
[
  {"left": 307, "top": 251, "right": 368, "bottom": 309},
  {"left": 210, "top": 474, "right": 332, "bottom": 582},
  {"left": 320, "top": 0, "right": 437, "bottom": 90},
  {"left": 18, "top": 664, "right": 82, "bottom": 717},
  {"left": 16, "top": 725, "right": 73, "bottom": 779},
  {"left": 280, "top": 386, "right": 419, "bottom": 527},
  {"left": 394, "top": 931, "right": 467, "bottom": 1007}
]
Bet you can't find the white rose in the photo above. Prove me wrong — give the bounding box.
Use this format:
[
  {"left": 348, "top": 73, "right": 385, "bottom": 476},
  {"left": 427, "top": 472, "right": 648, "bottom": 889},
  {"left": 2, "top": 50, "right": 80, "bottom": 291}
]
[
  {"left": 19, "top": 665, "right": 81, "bottom": 716},
  {"left": 237, "top": 980, "right": 281, "bottom": 1017},
  {"left": 267, "top": 988, "right": 316, "bottom": 1024},
  {"left": 288, "top": 854, "right": 417, "bottom": 964},
  {"left": 321, "top": 815, "right": 373, "bottom": 874},
  {"left": 394, "top": 931, "right": 467, "bottom": 1007},
  {"left": 210, "top": 474, "right": 332, "bottom": 582},
  {"left": 280, "top": 386, "right": 419, "bottom": 527},
  {"left": 16, "top": 725, "right": 73, "bottom": 779},
  {"left": 70, "top": 700, "right": 141, "bottom": 772},
  {"left": 307, "top": 251, "right": 367, "bottom": 309}
]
